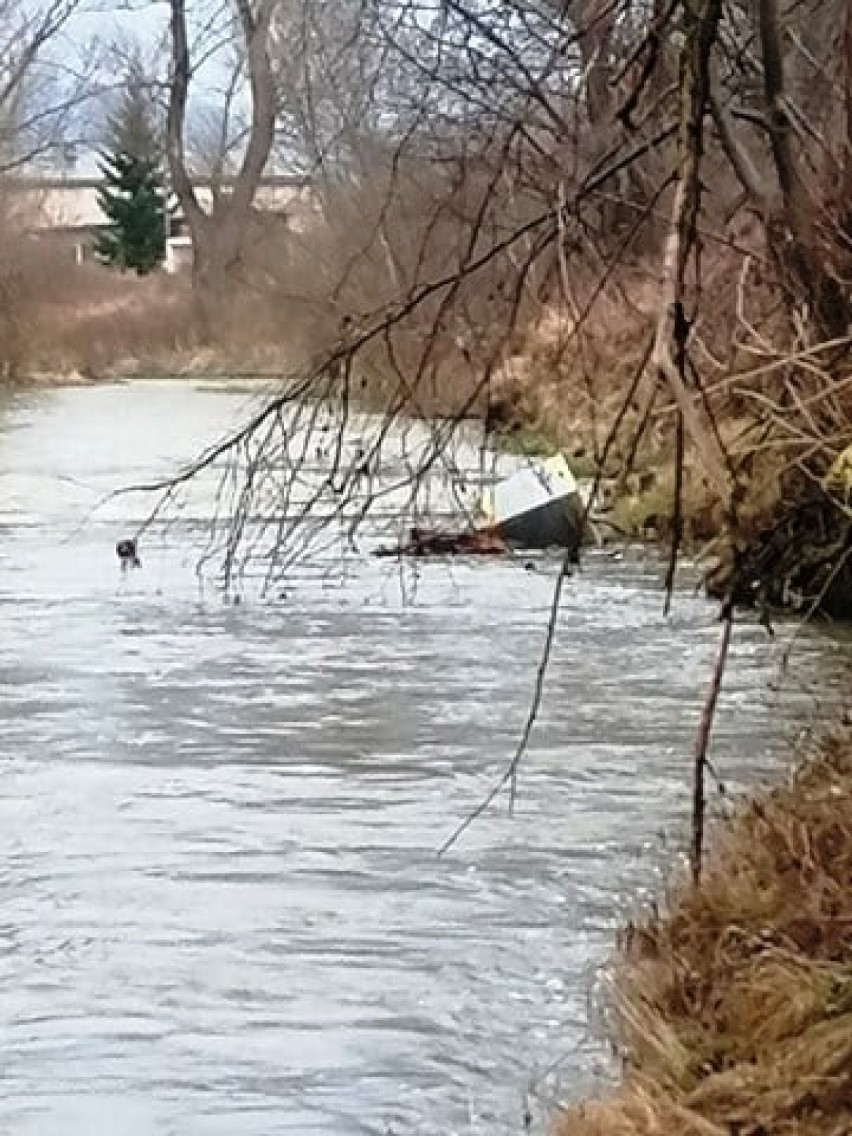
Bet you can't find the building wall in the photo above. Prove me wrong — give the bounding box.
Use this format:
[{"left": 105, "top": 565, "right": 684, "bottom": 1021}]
[
  {"left": 164, "top": 236, "right": 193, "bottom": 275},
  {"left": 5, "top": 175, "right": 314, "bottom": 270},
  {"left": 8, "top": 176, "right": 312, "bottom": 233}
]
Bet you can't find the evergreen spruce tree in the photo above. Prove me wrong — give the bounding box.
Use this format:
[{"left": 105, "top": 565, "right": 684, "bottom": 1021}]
[{"left": 95, "top": 84, "right": 166, "bottom": 274}]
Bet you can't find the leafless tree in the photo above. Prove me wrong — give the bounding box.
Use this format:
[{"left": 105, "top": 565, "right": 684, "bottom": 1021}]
[
  {"left": 0, "top": 0, "right": 98, "bottom": 173},
  {"left": 129, "top": 0, "right": 852, "bottom": 873},
  {"left": 141, "top": 0, "right": 852, "bottom": 611},
  {"left": 166, "top": 0, "right": 280, "bottom": 318}
]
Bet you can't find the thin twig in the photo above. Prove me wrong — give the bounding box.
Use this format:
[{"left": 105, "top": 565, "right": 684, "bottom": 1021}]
[{"left": 691, "top": 599, "right": 734, "bottom": 885}]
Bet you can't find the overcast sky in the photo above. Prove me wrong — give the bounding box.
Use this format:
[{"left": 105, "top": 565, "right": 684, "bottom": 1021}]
[{"left": 52, "top": 1, "right": 230, "bottom": 175}]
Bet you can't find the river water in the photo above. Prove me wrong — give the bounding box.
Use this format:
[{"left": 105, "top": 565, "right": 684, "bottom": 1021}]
[{"left": 1, "top": 380, "right": 849, "bottom": 1136}]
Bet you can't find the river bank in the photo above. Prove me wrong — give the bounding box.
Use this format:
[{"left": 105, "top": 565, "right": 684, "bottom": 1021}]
[
  {"left": 9, "top": 378, "right": 852, "bottom": 1133},
  {"left": 11, "top": 359, "right": 852, "bottom": 620},
  {"left": 2, "top": 374, "right": 851, "bottom": 1134},
  {"left": 559, "top": 726, "right": 852, "bottom": 1136},
  {"left": 4, "top": 262, "right": 851, "bottom": 621}
]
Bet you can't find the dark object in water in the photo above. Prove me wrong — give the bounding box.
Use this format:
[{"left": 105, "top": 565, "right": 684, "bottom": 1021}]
[
  {"left": 374, "top": 526, "right": 508, "bottom": 558},
  {"left": 494, "top": 494, "right": 583, "bottom": 557},
  {"left": 116, "top": 538, "right": 141, "bottom": 570}
]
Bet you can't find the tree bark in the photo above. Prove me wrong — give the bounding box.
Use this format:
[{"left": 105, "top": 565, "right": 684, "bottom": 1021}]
[
  {"left": 754, "top": 0, "right": 850, "bottom": 337},
  {"left": 844, "top": 0, "right": 852, "bottom": 200},
  {"left": 652, "top": 0, "right": 733, "bottom": 504},
  {"left": 166, "top": 0, "right": 204, "bottom": 236},
  {"left": 167, "top": 0, "right": 278, "bottom": 334},
  {"left": 576, "top": 0, "right": 615, "bottom": 128}
]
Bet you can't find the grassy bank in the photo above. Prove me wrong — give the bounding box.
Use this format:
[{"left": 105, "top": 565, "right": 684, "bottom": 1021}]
[
  {"left": 558, "top": 727, "right": 852, "bottom": 1136},
  {"left": 4, "top": 233, "right": 849, "bottom": 616}
]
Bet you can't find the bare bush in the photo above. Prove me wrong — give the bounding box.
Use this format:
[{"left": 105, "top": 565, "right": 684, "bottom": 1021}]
[
  {"left": 0, "top": 203, "right": 197, "bottom": 380},
  {"left": 556, "top": 729, "right": 852, "bottom": 1136}
]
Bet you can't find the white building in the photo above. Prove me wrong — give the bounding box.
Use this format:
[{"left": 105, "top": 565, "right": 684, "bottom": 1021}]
[{"left": 5, "top": 173, "right": 314, "bottom": 270}]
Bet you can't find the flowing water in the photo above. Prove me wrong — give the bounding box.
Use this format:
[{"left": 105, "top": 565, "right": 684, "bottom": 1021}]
[{"left": 1, "top": 380, "right": 849, "bottom": 1136}]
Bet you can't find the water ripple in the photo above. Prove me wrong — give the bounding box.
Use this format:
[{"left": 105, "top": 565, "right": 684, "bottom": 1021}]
[{"left": 1, "top": 381, "right": 849, "bottom": 1135}]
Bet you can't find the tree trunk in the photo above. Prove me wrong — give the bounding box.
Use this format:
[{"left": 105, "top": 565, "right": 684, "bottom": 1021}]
[
  {"left": 167, "top": 0, "right": 277, "bottom": 340},
  {"left": 652, "top": 0, "right": 733, "bottom": 505},
  {"left": 755, "top": 0, "right": 851, "bottom": 338},
  {"left": 576, "top": 0, "right": 615, "bottom": 129},
  {"left": 844, "top": 1, "right": 852, "bottom": 201}
]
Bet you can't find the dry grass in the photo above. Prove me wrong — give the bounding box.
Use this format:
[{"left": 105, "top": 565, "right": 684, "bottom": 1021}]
[
  {"left": 486, "top": 239, "right": 852, "bottom": 617},
  {"left": 557, "top": 728, "right": 852, "bottom": 1136},
  {"left": 36, "top": 271, "right": 199, "bottom": 377},
  {"left": 1, "top": 154, "right": 539, "bottom": 400},
  {"left": 243, "top": 159, "right": 549, "bottom": 418},
  {"left": 0, "top": 232, "right": 302, "bottom": 382},
  {"left": 0, "top": 221, "right": 199, "bottom": 380}
]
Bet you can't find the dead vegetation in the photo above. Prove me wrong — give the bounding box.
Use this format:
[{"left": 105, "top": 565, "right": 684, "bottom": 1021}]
[
  {"left": 557, "top": 727, "right": 852, "bottom": 1136},
  {"left": 0, "top": 224, "right": 297, "bottom": 382},
  {"left": 483, "top": 235, "right": 852, "bottom": 615},
  {"left": 0, "top": 218, "right": 192, "bottom": 380}
]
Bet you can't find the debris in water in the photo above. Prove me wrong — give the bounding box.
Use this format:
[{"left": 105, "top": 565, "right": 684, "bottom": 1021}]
[
  {"left": 116, "top": 538, "right": 140, "bottom": 571},
  {"left": 479, "top": 454, "right": 584, "bottom": 554},
  {"left": 374, "top": 526, "right": 508, "bottom": 558}
]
